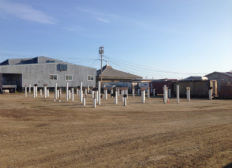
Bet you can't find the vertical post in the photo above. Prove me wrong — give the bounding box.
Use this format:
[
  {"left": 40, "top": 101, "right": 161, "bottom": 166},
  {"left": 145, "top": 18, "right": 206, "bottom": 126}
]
[
  {"left": 83, "top": 97, "right": 86, "bottom": 106},
  {"left": 53, "top": 88, "right": 56, "bottom": 102},
  {"left": 209, "top": 88, "right": 213, "bottom": 100},
  {"left": 29, "top": 84, "right": 31, "bottom": 94},
  {"left": 80, "top": 82, "right": 83, "bottom": 99},
  {"left": 57, "top": 89, "right": 60, "bottom": 99},
  {"left": 115, "top": 90, "right": 118, "bottom": 104},
  {"left": 59, "top": 88, "right": 62, "bottom": 97},
  {"left": 98, "top": 81, "right": 101, "bottom": 105},
  {"left": 80, "top": 90, "right": 83, "bottom": 103},
  {"left": 68, "top": 90, "right": 71, "bottom": 100},
  {"left": 143, "top": 90, "right": 146, "bottom": 103},
  {"left": 71, "top": 88, "right": 75, "bottom": 102},
  {"left": 121, "top": 90, "right": 124, "bottom": 101},
  {"left": 66, "top": 82, "right": 69, "bottom": 102},
  {"left": 110, "top": 89, "right": 113, "bottom": 97},
  {"left": 163, "top": 85, "right": 168, "bottom": 104},
  {"left": 147, "top": 88, "right": 150, "bottom": 98},
  {"left": 123, "top": 96, "right": 127, "bottom": 106},
  {"left": 35, "top": 85, "right": 37, "bottom": 97},
  {"left": 47, "top": 89, "right": 50, "bottom": 97},
  {"left": 33, "top": 86, "right": 36, "bottom": 98},
  {"left": 93, "top": 98, "right": 97, "bottom": 108},
  {"left": 92, "top": 91, "right": 95, "bottom": 99},
  {"left": 58, "top": 89, "right": 61, "bottom": 102},
  {"left": 168, "top": 89, "right": 171, "bottom": 98},
  {"left": 44, "top": 85, "right": 47, "bottom": 99},
  {"left": 25, "top": 85, "right": 27, "bottom": 97},
  {"left": 99, "top": 46, "right": 104, "bottom": 82},
  {"left": 141, "top": 90, "right": 145, "bottom": 104},
  {"left": 76, "top": 88, "right": 79, "bottom": 97},
  {"left": 104, "top": 89, "right": 108, "bottom": 100},
  {"left": 47, "top": 88, "right": 49, "bottom": 98},
  {"left": 132, "top": 88, "right": 135, "bottom": 97},
  {"left": 153, "top": 89, "right": 156, "bottom": 97},
  {"left": 55, "top": 83, "right": 58, "bottom": 100},
  {"left": 96, "top": 91, "right": 99, "bottom": 103},
  {"left": 87, "top": 85, "right": 89, "bottom": 93},
  {"left": 176, "top": 85, "right": 180, "bottom": 104},
  {"left": 60, "top": 88, "right": 62, "bottom": 96},
  {"left": 186, "top": 87, "right": 191, "bottom": 102}
]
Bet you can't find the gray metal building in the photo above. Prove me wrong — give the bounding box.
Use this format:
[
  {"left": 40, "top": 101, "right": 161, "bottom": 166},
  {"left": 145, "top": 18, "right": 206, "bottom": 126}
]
[
  {"left": 206, "top": 72, "right": 232, "bottom": 98},
  {"left": 0, "top": 56, "right": 96, "bottom": 90}
]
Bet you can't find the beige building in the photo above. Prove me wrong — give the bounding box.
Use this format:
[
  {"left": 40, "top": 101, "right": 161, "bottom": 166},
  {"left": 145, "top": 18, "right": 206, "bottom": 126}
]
[{"left": 97, "top": 65, "right": 142, "bottom": 88}]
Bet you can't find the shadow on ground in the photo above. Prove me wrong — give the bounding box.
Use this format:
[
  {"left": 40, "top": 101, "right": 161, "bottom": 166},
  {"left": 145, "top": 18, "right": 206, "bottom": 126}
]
[{"left": 224, "top": 163, "right": 232, "bottom": 168}]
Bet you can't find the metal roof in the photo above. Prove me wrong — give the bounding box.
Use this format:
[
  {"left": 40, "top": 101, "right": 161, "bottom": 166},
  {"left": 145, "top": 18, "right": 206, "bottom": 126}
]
[
  {"left": 0, "top": 56, "right": 63, "bottom": 66},
  {"left": 182, "top": 76, "right": 208, "bottom": 81},
  {"left": 97, "top": 65, "right": 142, "bottom": 80},
  {"left": 206, "top": 71, "right": 232, "bottom": 79}
]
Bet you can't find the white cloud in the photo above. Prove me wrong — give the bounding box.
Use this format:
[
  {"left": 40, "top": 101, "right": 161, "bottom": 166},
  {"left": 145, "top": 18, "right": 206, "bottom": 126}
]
[
  {"left": 63, "top": 25, "right": 83, "bottom": 32},
  {"left": 96, "top": 17, "right": 110, "bottom": 23},
  {"left": 75, "top": 7, "right": 183, "bottom": 34},
  {"left": 77, "top": 7, "right": 111, "bottom": 24},
  {"left": 0, "top": 0, "right": 55, "bottom": 24},
  {"left": 76, "top": 7, "right": 151, "bottom": 28}
]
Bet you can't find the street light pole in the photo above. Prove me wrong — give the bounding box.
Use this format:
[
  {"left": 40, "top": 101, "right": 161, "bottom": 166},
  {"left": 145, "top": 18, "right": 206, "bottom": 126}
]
[{"left": 99, "top": 46, "right": 104, "bottom": 82}]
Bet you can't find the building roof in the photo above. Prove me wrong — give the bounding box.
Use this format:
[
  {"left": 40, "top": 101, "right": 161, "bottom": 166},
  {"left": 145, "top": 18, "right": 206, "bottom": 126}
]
[
  {"left": 227, "top": 72, "right": 232, "bottom": 76},
  {"left": 182, "top": 76, "right": 208, "bottom": 81},
  {"left": 97, "top": 65, "right": 142, "bottom": 80},
  {"left": 151, "top": 78, "right": 178, "bottom": 82},
  {"left": 0, "top": 56, "right": 63, "bottom": 66},
  {"left": 132, "top": 79, "right": 153, "bottom": 82},
  {"left": 206, "top": 71, "right": 232, "bottom": 79}
]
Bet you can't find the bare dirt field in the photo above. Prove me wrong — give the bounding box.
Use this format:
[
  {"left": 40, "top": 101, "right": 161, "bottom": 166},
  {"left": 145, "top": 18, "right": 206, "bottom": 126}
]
[{"left": 0, "top": 93, "right": 231, "bottom": 168}]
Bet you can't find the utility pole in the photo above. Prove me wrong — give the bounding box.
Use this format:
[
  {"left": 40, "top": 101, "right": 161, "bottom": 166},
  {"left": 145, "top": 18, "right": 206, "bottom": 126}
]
[{"left": 99, "top": 46, "right": 104, "bottom": 82}]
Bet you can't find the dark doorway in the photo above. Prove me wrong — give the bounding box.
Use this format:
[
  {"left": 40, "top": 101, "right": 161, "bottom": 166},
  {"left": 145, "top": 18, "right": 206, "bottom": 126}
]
[{"left": 2, "top": 73, "right": 22, "bottom": 91}]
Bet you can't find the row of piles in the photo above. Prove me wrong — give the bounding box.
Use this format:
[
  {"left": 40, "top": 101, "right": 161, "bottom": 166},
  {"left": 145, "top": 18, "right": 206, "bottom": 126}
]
[
  {"left": 24, "top": 82, "right": 128, "bottom": 108},
  {"left": 24, "top": 83, "right": 214, "bottom": 107}
]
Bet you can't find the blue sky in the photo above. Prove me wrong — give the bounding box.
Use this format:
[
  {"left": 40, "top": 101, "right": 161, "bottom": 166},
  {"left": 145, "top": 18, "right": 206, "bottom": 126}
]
[{"left": 0, "top": 0, "right": 231, "bottom": 79}]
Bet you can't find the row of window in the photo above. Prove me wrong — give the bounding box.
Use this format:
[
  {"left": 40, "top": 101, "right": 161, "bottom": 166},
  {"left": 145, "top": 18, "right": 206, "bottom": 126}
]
[{"left": 49, "top": 74, "right": 94, "bottom": 81}]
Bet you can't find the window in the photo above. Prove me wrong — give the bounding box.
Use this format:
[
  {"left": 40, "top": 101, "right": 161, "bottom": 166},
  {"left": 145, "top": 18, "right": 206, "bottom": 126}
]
[
  {"left": 57, "top": 64, "right": 67, "bottom": 71},
  {"left": 49, "top": 74, "right": 58, "bottom": 80},
  {"left": 88, "top": 75, "right": 94, "bottom": 81},
  {"left": 65, "top": 75, "right": 73, "bottom": 81}
]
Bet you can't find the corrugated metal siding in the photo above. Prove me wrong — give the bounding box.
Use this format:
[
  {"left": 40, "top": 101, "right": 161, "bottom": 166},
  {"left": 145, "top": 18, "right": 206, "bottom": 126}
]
[
  {"left": 206, "top": 72, "right": 232, "bottom": 98},
  {"left": 220, "top": 82, "right": 232, "bottom": 98},
  {"left": 175, "top": 80, "right": 217, "bottom": 98},
  {"left": 0, "top": 63, "right": 96, "bottom": 88},
  {"left": 220, "top": 85, "right": 232, "bottom": 98},
  {"left": 150, "top": 80, "right": 177, "bottom": 95}
]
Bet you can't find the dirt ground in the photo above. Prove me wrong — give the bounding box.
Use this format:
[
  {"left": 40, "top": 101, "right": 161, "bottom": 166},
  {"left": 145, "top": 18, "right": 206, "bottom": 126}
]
[{"left": 0, "top": 93, "right": 231, "bottom": 168}]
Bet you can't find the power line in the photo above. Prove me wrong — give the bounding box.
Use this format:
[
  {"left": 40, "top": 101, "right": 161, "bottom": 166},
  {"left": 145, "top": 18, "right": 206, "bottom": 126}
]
[{"left": 105, "top": 55, "right": 206, "bottom": 76}]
